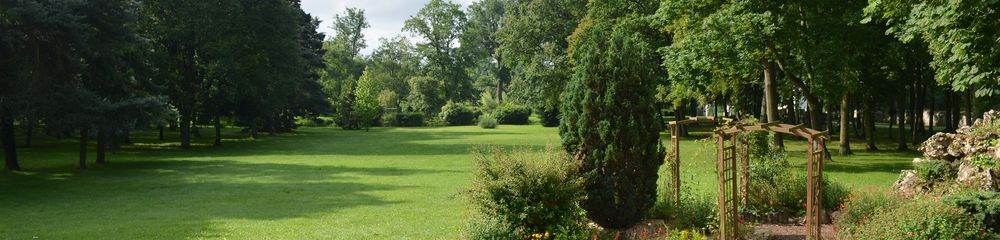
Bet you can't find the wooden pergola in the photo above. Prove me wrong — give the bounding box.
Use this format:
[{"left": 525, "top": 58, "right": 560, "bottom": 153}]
[
  {"left": 713, "top": 122, "right": 829, "bottom": 240},
  {"left": 665, "top": 116, "right": 731, "bottom": 205}
]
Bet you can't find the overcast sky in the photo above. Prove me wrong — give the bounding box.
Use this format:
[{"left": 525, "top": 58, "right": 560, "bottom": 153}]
[{"left": 300, "top": 0, "right": 476, "bottom": 55}]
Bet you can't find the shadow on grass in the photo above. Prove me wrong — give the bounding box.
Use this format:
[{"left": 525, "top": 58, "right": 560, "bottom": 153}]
[{"left": 0, "top": 159, "right": 450, "bottom": 238}]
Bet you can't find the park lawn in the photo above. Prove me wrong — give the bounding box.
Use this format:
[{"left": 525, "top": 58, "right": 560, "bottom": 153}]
[{"left": 0, "top": 124, "right": 916, "bottom": 239}]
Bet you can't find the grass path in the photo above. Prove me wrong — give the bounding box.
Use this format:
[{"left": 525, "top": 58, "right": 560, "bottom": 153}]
[{"left": 0, "top": 125, "right": 915, "bottom": 239}]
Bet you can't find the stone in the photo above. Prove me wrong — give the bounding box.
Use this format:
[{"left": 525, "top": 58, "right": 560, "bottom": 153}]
[
  {"left": 892, "top": 170, "right": 925, "bottom": 196},
  {"left": 920, "top": 133, "right": 957, "bottom": 160},
  {"left": 956, "top": 163, "right": 999, "bottom": 191}
]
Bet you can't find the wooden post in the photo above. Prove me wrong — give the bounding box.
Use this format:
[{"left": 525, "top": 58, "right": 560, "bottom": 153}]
[
  {"left": 717, "top": 134, "right": 728, "bottom": 239},
  {"left": 672, "top": 124, "right": 681, "bottom": 205}
]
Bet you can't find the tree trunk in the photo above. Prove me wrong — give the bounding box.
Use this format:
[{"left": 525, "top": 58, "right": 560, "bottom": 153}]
[
  {"left": 839, "top": 92, "right": 852, "bottom": 155},
  {"left": 268, "top": 115, "right": 277, "bottom": 136},
  {"left": 1, "top": 113, "right": 19, "bottom": 171},
  {"left": 965, "top": 87, "right": 973, "bottom": 126},
  {"left": 122, "top": 130, "right": 131, "bottom": 144},
  {"left": 180, "top": 106, "right": 192, "bottom": 148},
  {"left": 864, "top": 95, "right": 877, "bottom": 151},
  {"left": 910, "top": 84, "right": 918, "bottom": 145},
  {"left": 79, "top": 128, "right": 88, "bottom": 169},
  {"left": 917, "top": 82, "right": 927, "bottom": 134},
  {"left": 888, "top": 108, "right": 895, "bottom": 139},
  {"left": 158, "top": 125, "right": 165, "bottom": 141},
  {"left": 23, "top": 120, "right": 33, "bottom": 147},
  {"left": 214, "top": 115, "right": 222, "bottom": 147},
  {"left": 944, "top": 91, "right": 953, "bottom": 132},
  {"left": 897, "top": 91, "right": 908, "bottom": 150},
  {"left": 96, "top": 128, "right": 107, "bottom": 164}
]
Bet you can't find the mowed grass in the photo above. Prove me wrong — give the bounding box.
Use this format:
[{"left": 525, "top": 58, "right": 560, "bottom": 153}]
[{"left": 0, "top": 124, "right": 917, "bottom": 239}]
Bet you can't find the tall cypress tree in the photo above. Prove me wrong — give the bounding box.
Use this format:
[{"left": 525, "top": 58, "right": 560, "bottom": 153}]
[{"left": 560, "top": 2, "right": 666, "bottom": 228}]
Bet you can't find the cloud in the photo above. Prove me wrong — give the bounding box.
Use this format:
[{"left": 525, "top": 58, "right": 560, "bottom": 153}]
[{"left": 300, "top": 0, "right": 476, "bottom": 55}]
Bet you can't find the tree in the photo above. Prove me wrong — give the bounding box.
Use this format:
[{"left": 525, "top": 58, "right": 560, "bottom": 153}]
[
  {"left": 865, "top": 0, "right": 1000, "bottom": 98},
  {"left": 560, "top": 0, "right": 666, "bottom": 229},
  {"left": 355, "top": 67, "right": 381, "bottom": 130},
  {"left": 498, "top": 0, "right": 587, "bottom": 125},
  {"left": 331, "top": 7, "right": 369, "bottom": 58},
  {"left": 321, "top": 8, "right": 368, "bottom": 114},
  {"left": 369, "top": 36, "right": 420, "bottom": 98},
  {"left": 462, "top": 0, "right": 509, "bottom": 103},
  {"left": 404, "top": 0, "right": 472, "bottom": 102}
]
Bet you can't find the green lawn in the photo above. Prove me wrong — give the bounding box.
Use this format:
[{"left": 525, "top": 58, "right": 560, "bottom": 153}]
[{"left": 0, "top": 124, "right": 916, "bottom": 239}]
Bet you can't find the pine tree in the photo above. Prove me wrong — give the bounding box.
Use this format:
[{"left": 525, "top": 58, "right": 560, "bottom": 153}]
[{"left": 559, "top": 5, "right": 666, "bottom": 228}]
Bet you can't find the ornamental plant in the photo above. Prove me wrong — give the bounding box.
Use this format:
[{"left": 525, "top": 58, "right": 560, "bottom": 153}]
[{"left": 560, "top": 2, "right": 666, "bottom": 228}]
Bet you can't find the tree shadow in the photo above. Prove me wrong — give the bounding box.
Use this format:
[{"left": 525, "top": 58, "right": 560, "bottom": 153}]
[{"left": 0, "top": 159, "right": 452, "bottom": 238}]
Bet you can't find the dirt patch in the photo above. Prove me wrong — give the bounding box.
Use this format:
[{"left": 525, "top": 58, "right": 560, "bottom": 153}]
[{"left": 751, "top": 224, "right": 837, "bottom": 240}]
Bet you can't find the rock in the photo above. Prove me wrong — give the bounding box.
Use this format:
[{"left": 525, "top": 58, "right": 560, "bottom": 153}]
[
  {"left": 921, "top": 133, "right": 957, "bottom": 161},
  {"left": 892, "top": 170, "right": 925, "bottom": 196},
  {"left": 956, "top": 163, "right": 999, "bottom": 191}
]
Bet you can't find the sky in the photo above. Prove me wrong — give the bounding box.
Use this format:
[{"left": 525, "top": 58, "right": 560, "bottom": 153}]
[{"left": 300, "top": 0, "right": 476, "bottom": 55}]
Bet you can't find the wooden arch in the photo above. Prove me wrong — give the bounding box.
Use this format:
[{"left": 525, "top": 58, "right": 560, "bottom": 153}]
[
  {"left": 713, "top": 122, "right": 829, "bottom": 240},
  {"left": 665, "top": 116, "right": 731, "bottom": 205}
]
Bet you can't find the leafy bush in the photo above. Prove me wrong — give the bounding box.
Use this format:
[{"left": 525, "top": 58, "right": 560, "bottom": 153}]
[
  {"left": 539, "top": 106, "right": 560, "bottom": 127},
  {"left": 478, "top": 113, "right": 498, "bottom": 129},
  {"left": 650, "top": 170, "right": 717, "bottom": 232},
  {"left": 914, "top": 159, "right": 955, "bottom": 182},
  {"left": 294, "top": 117, "right": 332, "bottom": 127},
  {"left": 464, "top": 215, "right": 520, "bottom": 240},
  {"left": 836, "top": 190, "right": 905, "bottom": 237},
  {"left": 943, "top": 191, "right": 1000, "bottom": 234},
  {"left": 494, "top": 103, "right": 531, "bottom": 125},
  {"left": 970, "top": 154, "right": 1000, "bottom": 169},
  {"left": 849, "top": 198, "right": 987, "bottom": 240},
  {"left": 467, "top": 145, "right": 586, "bottom": 236},
  {"left": 383, "top": 112, "right": 424, "bottom": 127},
  {"left": 438, "top": 101, "right": 477, "bottom": 126},
  {"left": 478, "top": 92, "right": 499, "bottom": 114},
  {"left": 745, "top": 172, "right": 847, "bottom": 219}
]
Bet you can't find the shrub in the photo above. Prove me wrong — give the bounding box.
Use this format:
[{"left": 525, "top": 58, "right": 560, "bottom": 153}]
[
  {"left": 467, "top": 145, "right": 586, "bottom": 236},
  {"left": 914, "top": 159, "right": 954, "bottom": 182},
  {"left": 561, "top": 19, "right": 666, "bottom": 228},
  {"left": 464, "top": 215, "right": 520, "bottom": 240},
  {"left": 836, "top": 190, "right": 905, "bottom": 237},
  {"left": 439, "top": 101, "right": 477, "bottom": 126},
  {"left": 745, "top": 172, "right": 848, "bottom": 219},
  {"left": 478, "top": 113, "right": 498, "bottom": 129},
  {"left": 392, "top": 112, "right": 424, "bottom": 127},
  {"left": 943, "top": 191, "right": 1000, "bottom": 234},
  {"left": 970, "top": 154, "right": 1000, "bottom": 169},
  {"left": 495, "top": 103, "right": 531, "bottom": 125},
  {"left": 850, "top": 198, "right": 987, "bottom": 240},
  {"left": 539, "top": 106, "right": 560, "bottom": 127},
  {"left": 294, "top": 117, "right": 332, "bottom": 127}
]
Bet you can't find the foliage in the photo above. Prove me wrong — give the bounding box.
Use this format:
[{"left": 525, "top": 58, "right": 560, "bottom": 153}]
[
  {"left": 849, "top": 197, "right": 987, "bottom": 240},
  {"left": 943, "top": 191, "right": 1000, "bottom": 234},
  {"left": 970, "top": 154, "right": 1000, "bottom": 170},
  {"left": 438, "top": 101, "right": 477, "bottom": 126},
  {"left": 538, "top": 106, "right": 560, "bottom": 127},
  {"left": 334, "top": 76, "right": 361, "bottom": 130},
  {"left": 477, "top": 92, "right": 500, "bottom": 114},
  {"left": 561, "top": 2, "right": 666, "bottom": 227},
  {"left": 464, "top": 215, "right": 520, "bottom": 240},
  {"left": 865, "top": 0, "right": 1000, "bottom": 96},
  {"left": 467, "top": 145, "right": 586, "bottom": 237},
  {"left": 478, "top": 113, "right": 498, "bottom": 129},
  {"left": 914, "top": 160, "right": 955, "bottom": 182},
  {"left": 836, "top": 190, "right": 905, "bottom": 237},
  {"left": 383, "top": 112, "right": 425, "bottom": 127},
  {"left": 745, "top": 172, "right": 848, "bottom": 218},
  {"left": 494, "top": 103, "right": 531, "bottom": 125},
  {"left": 404, "top": 0, "right": 473, "bottom": 101},
  {"left": 498, "top": 0, "right": 586, "bottom": 110},
  {"left": 370, "top": 37, "right": 420, "bottom": 98},
  {"left": 404, "top": 76, "right": 446, "bottom": 116},
  {"left": 354, "top": 67, "right": 382, "bottom": 130}
]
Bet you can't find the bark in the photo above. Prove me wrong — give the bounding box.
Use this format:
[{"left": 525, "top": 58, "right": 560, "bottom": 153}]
[
  {"left": 864, "top": 95, "right": 877, "bottom": 151},
  {"left": 839, "top": 92, "right": 852, "bottom": 155},
  {"left": 944, "top": 91, "right": 953, "bottom": 132},
  {"left": 158, "top": 125, "right": 165, "bottom": 141},
  {"left": 79, "top": 128, "right": 88, "bottom": 169},
  {"left": 214, "top": 116, "right": 222, "bottom": 147},
  {"left": 917, "top": 82, "right": 927, "bottom": 134},
  {"left": 1, "top": 114, "right": 19, "bottom": 171},
  {"left": 897, "top": 90, "right": 908, "bottom": 150},
  {"left": 965, "top": 87, "right": 973, "bottom": 126},
  {"left": 928, "top": 85, "right": 935, "bottom": 132},
  {"left": 23, "top": 120, "right": 33, "bottom": 147},
  {"left": 909, "top": 84, "right": 918, "bottom": 145},
  {"left": 179, "top": 105, "right": 192, "bottom": 148},
  {"left": 96, "top": 128, "right": 107, "bottom": 164}
]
